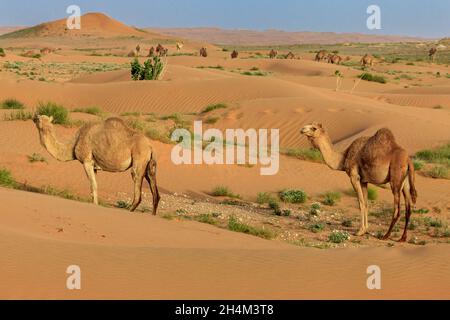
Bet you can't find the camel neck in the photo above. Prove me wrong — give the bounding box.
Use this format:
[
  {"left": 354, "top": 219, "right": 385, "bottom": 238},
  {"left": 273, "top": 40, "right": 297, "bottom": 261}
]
[
  {"left": 39, "top": 126, "right": 76, "bottom": 162},
  {"left": 314, "top": 134, "right": 344, "bottom": 171}
]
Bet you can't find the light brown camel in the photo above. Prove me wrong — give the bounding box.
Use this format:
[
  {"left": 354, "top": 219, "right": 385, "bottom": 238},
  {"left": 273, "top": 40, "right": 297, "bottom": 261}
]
[
  {"left": 327, "top": 54, "right": 342, "bottom": 65},
  {"left": 301, "top": 123, "right": 417, "bottom": 242},
  {"left": 361, "top": 54, "right": 374, "bottom": 67},
  {"left": 315, "top": 50, "right": 328, "bottom": 62},
  {"left": 176, "top": 42, "right": 184, "bottom": 52},
  {"left": 269, "top": 49, "right": 278, "bottom": 59},
  {"left": 33, "top": 115, "right": 161, "bottom": 214},
  {"left": 199, "top": 47, "right": 208, "bottom": 57}
]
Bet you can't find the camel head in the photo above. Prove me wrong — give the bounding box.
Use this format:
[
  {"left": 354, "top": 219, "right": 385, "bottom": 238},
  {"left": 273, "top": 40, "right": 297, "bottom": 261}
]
[
  {"left": 301, "top": 122, "right": 326, "bottom": 146},
  {"left": 33, "top": 114, "right": 54, "bottom": 131}
]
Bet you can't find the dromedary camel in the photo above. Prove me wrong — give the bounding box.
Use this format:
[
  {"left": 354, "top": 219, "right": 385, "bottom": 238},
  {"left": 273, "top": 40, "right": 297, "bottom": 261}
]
[
  {"left": 231, "top": 50, "right": 239, "bottom": 59},
  {"left": 269, "top": 49, "right": 278, "bottom": 59},
  {"left": 34, "top": 115, "right": 161, "bottom": 214},
  {"left": 429, "top": 47, "right": 437, "bottom": 62},
  {"left": 301, "top": 123, "right": 417, "bottom": 242},
  {"left": 315, "top": 50, "right": 328, "bottom": 62},
  {"left": 361, "top": 54, "right": 374, "bottom": 68},
  {"left": 176, "top": 42, "right": 184, "bottom": 52},
  {"left": 327, "top": 54, "right": 342, "bottom": 65},
  {"left": 199, "top": 47, "right": 208, "bottom": 57}
]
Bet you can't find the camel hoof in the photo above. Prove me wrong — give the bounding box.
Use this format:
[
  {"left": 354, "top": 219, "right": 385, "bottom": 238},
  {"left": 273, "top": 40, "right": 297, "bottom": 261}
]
[
  {"left": 355, "top": 229, "right": 367, "bottom": 236},
  {"left": 398, "top": 237, "right": 407, "bottom": 243}
]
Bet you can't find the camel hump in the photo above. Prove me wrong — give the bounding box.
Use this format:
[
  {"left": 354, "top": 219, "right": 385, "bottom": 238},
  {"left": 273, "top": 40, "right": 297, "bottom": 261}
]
[
  {"left": 103, "top": 117, "right": 128, "bottom": 129},
  {"left": 374, "top": 128, "right": 396, "bottom": 144}
]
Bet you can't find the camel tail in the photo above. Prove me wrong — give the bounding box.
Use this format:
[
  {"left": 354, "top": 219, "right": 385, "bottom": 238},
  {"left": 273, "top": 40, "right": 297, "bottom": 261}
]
[{"left": 408, "top": 159, "right": 418, "bottom": 204}]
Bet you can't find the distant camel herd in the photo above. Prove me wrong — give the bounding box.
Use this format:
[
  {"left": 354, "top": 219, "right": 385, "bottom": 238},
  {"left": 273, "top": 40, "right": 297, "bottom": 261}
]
[{"left": 31, "top": 41, "right": 446, "bottom": 243}]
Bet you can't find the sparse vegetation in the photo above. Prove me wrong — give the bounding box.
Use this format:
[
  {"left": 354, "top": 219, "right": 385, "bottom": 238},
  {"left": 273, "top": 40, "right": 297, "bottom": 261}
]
[
  {"left": 1, "top": 98, "right": 24, "bottom": 110},
  {"left": 309, "top": 203, "right": 321, "bottom": 216},
  {"left": 282, "top": 148, "right": 323, "bottom": 162},
  {"left": 0, "top": 48, "right": 5, "bottom": 57},
  {"left": 131, "top": 57, "right": 164, "bottom": 81},
  {"left": 228, "top": 216, "right": 274, "bottom": 239},
  {"left": 116, "top": 200, "right": 130, "bottom": 209},
  {"left": 212, "top": 186, "right": 241, "bottom": 199},
  {"left": 3, "top": 110, "right": 34, "bottom": 121},
  {"left": 72, "top": 106, "right": 103, "bottom": 116},
  {"left": 368, "top": 187, "right": 378, "bottom": 201},
  {"left": 37, "top": 102, "right": 70, "bottom": 125},
  {"left": 359, "top": 72, "right": 387, "bottom": 84},
  {"left": 27, "top": 153, "right": 47, "bottom": 163},
  {"left": 322, "top": 191, "right": 342, "bottom": 206},
  {"left": 280, "top": 189, "right": 307, "bottom": 204},
  {"left": 0, "top": 168, "right": 16, "bottom": 188},
  {"left": 201, "top": 103, "right": 227, "bottom": 114},
  {"left": 328, "top": 230, "right": 350, "bottom": 244},
  {"left": 310, "top": 223, "right": 325, "bottom": 233},
  {"left": 424, "top": 166, "right": 449, "bottom": 179},
  {"left": 257, "top": 192, "right": 277, "bottom": 204}
]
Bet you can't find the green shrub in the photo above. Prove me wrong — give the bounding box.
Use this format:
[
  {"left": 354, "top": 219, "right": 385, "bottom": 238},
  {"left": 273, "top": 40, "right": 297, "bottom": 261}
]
[
  {"left": 322, "top": 191, "right": 342, "bottom": 206},
  {"left": 205, "top": 116, "right": 220, "bottom": 124},
  {"left": 228, "top": 216, "right": 274, "bottom": 239},
  {"left": 368, "top": 187, "right": 378, "bottom": 201},
  {"left": 202, "top": 103, "right": 227, "bottom": 114},
  {"left": 359, "top": 73, "right": 387, "bottom": 84},
  {"left": 268, "top": 199, "right": 280, "bottom": 212},
  {"left": 257, "top": 192, "right": 277, "bottom": 204},
  {"left": 1, "top": 98, "right": 24, "bottom": 109},
  {"left": 116, "top": 200, "right": 130, "bottom": 209},
  {"left": 328, "top": 230, "right": 350, "bottom": 243},
  {"left": 309, "top": 203, "right": 321, "bottom": 216},
  {"left": 425, "top": 166, "right": 449, "bottom": 179},
  {"left": 413, "top": 159, "right": 424, "bottom": 171},
  {"left": 424, "top": 217, "right": 444, "bottom": 228},
  {"left": 131, "top": 57, "right": 164, "bottom": 81},
  {"left": 0, "top": 48, "right": 5, "bottom": 57},
  {"left": 196, "top": 214, "right": 217, "bottom": 225},
  {"left": 27, "top": 153, "right": 47, "bottom": 163},
  {"left": 280, "top": 189, "right": 307, "bottom": 204},
  {"left": 416, "top": 144, "right": 450, "bottom": 165},
  {"left": 212, "top": 186, "right": 240, "bottom": 198},
  {"left": 72, "top": 106, "right": 103, "bottom": 116},
  {"left": 342, "top": 219, "right": 353, "bottom": 227},
  {"left": 283, "top": 148, "right": 323, "bottom": 162},
  {"left": 310, "top": 223, "right": 325, "bottom": 233},
  {"left": 0, "top": 168, "right": 16, "bottom": 188},
  {"left": 37, "top": 102, "right": 70, "bottom": 125}
]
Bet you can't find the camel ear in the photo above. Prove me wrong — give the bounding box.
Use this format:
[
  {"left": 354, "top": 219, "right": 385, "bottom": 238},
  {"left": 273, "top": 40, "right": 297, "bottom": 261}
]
[{"left": 49, "top": 116, "right": 54, "bottom": 123}]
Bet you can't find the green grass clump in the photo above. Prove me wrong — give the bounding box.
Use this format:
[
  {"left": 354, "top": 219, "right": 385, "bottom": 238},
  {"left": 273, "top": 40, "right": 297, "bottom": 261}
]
[
  {"left": 359, "top": 72, "right": 387, "bottom": 84},
  {"left": 211, "top": 186, "right": 240, "bottom": 199},
  {"left": 280, "top": 189, "right": 307, "bottom": 204},
  {"left": 37, "top": 102, "right": 70, "bottom": 125},
  {"left": 228, "top": 216, "right": 274, "bottom": 239},
  {"left": 424, "top": 217, "right": 444, "bottom": 228},
  {"left": 413, "top": 159, "right": 424, "bottom": 171},
  {"left": 283, "top": 148, "right": 323, "bottom": 162},
  {"left": 201, "top": 103, "right": 227, "bottom": 114},
  {"left": 1, "top": 98, "right": 24, "bottom": 110},
  {"left": 425, "top": 166, "right": 449, "bottom": 179},
  {"left": 257, "top": 192, "right": 277, "bottom": 204},
  {"left": 342, "top": 219, "right": 353, "bottom": 227},
  {"left": 368, "top": 187, "right": 378, "bottom": 201},
  {"left": 205, "top": 116, "right": 220, "bottom": 124},
  {"left": 3, "top": 110, "right": 34, "bottom": 121},
  {"left": 116, "top": 200, "right": 130, "bottom": 209},
  {"left": 322, "top": 191, "right": 342, "bottom": 206},
  {"left": 309, "top": 203, "right": 321, "bottom": 216},
  {"left": 0, "top": 48, "right": 5, "bottom": 57},
  {"left": 310, "top": 223, "right": 325, "bottom": 233},
  {"left": 0, "top": 168, "right": 16, "bottom": 188},
  {"left": 328, "top": 230, "right": 350, "bottom": 244},
  {"left": 72, "top": 106, "right": 103, "bottom": 116},
  {"left": 27, "top": 153, "right": 47, "bottom": 163},
  {"left": 195, "top": 214, "right": 217, "bottom": 225},
  {"left": 415, "top": 143, "right": 450, "bottom": 167}
]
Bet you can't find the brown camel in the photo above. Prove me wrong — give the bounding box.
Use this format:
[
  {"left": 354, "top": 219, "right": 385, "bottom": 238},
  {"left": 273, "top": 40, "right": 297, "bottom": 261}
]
[
  {"left": 315, "top": 50, "right": 328, "bottom": 62},
  {"left": 327, "top": 54, "right": 342, "bottom": 64},
  {"left": 33, "top": 115, "right": 161, "bottom": 214},
  {"left": 301, "top": 123, "right": 417, "bottom": 241},
  {"left": 361, "top": 54, "right": 374, "bottom": 68},
  {"left": 231, "top": 50, "right": 239, "bottom": 59},
  {"left": 135, "top": 44, "right": 141, "bottom": 57},
  {"left": 429, "top": 47, "right": 437, "bottom": 62},
  {"left": 156, "top": 44, "right": 168, "bottom": 57},
  {"left": 285, "top": 52, "right": 295, "bottom": 59},
  {"left": 199, "top": 47, "right": 208, "bottom": 57},
  {"left": 148, "top": 46, "right": 155, "bottom": 57},
  {"left": 269, "top": 49, "right": 278, "bottom": 59}
]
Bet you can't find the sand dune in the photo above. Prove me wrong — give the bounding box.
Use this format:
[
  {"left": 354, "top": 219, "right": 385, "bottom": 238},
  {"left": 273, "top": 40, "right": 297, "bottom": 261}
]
[{"left": 0, "top": 188, "right": 449, "bottom": 299}]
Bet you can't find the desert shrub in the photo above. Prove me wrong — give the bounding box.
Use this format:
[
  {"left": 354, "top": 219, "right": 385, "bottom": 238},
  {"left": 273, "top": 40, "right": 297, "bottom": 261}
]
[
  {"left": 72, "top": 106, "right": 103, "bottom": 116},
  {"left": 228, "top": 216, "right": 274, "bottom": 239},
  {"left": 205, "top": 117, "right": 220, "bottom": 124},
  {"left": 131, "top": 57, "right": 164, "bottom": 81},
  {"left": 328, "top": 230, "right": 350, "bottom": 243},
  {"left": 425, "top": 166, "right": 449, "bottom": 179},
  {"left": 257, "top": 192, "right": 277, "bottom": 204},
  {"left": 0, "top": 168, "right": 16, "bottom": 188},
  {"left": 283, "top": 148, "right": 323, "bottom": 162},
  {"left": 212, "top": 186, "right": 240, "bottom": 198},
  {"left": 3, "top": 110, "right": 34, "bottom": 121},
  {"left": 280, "top": 189, "right": 307, "bottom": 204},
  {"left": 359, "top": 72, "right": 387, "bottom": 84},
  {"left": 27, "top": 153, "right": 47, "bottom": 163},
  {"left": 1, "top": 98, "right": 24, "bottom": 109},
  {"left": 0, "top": 48, "right": 5, "bottom": 57},
  {"left": 145, "top": 128, "right": 172, "bottom": 144},
  {"left": 310, "top": 223, "right": 325, "bottom": 233},
  {"left": 268, "top": 199, "right": 280, "bottom": 212},
  {"left": 116, "top": 200, "right": 130, "bottom": 209},
  {"left": 201, "top": 103, "right": 227, "bottom": 114},
  {"left": 368, "top": 187, "right": 378, "bottom": 201},
  {"left": 416, "top": 144, "right": 450, "bottom": 165},
  {"left": 309, "top": 202, "right": 321, "bottom": 216},
  {"left": 322, "top": 191, "right": 342, "bottom": 206},
  {"left": 36, "top": 102, "right": 70, "bottom": 125},
  {"left": 423, "top": 217, "right": 444, "bottom": 228},
  {"left": 413, "top": 159, "right": 424, "bottom": 171},
  {"left": 196, "top": 214, "right": 217, "bottom": 225}
]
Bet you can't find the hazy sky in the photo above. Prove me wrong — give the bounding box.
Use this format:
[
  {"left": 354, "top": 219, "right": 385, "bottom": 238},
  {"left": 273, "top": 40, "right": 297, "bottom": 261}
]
[{"left": 0, "top": 0, "right": 448, "bottom": 38}]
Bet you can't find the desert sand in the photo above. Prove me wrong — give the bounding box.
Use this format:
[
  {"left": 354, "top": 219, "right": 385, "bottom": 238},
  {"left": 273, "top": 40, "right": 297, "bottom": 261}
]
[{"left": 0, "top": 13, "right": 449, "bottom": 299}]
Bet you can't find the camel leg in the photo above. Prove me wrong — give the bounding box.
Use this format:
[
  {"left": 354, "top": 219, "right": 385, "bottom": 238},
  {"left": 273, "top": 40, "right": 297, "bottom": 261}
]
[
  {"left": 145, "top": 159, "right": 160, "bottom": 215},
  {"left": 83, "top": 162, "right": 98, "bottom": 205},
  {"left": 382, "top": 179, "right": 405, "bottom": 241},
  {"left": 399, "top": 181, "right": 412, "bottom": 242},
  {"left": 130, "top": 163, "right": 145, "bottom": 212},
  {"left": 350, "top": 174, "right": 368, "bottom": 236},
  {"left": 361, "top": 182, "right": 369, "bottom": 230}
]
